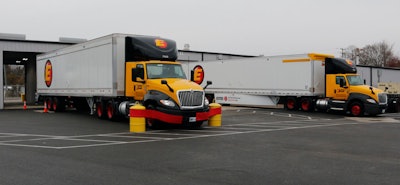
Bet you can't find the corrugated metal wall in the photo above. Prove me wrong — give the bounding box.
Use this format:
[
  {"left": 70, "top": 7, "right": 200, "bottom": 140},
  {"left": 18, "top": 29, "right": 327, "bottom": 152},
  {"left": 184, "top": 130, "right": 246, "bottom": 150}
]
[{"left": 357, "top": 65, "right": 400, "bottom": 87}]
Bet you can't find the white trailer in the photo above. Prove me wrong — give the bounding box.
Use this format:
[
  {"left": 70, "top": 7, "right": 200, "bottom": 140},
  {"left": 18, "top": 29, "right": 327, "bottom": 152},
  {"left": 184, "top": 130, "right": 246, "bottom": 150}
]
[
  {"left": 37, "top": 34, "right": 125, "bottom": 98},
  {"left": 184, "top": 54, "right": 325, "bottom": 106}
]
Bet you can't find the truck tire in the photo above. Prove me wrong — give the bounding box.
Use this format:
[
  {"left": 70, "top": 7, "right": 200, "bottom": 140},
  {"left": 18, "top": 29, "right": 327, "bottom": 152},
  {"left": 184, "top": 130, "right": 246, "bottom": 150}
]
[
  {"left": 285, "top": 97, "right": 298, "bottom": 111},
  {"left": 300, "top": 97, "right": 314, "bottom": 112},
  {"left": 106, "top": 101, "right": 117, "bottom": 120},
  {"left": 52, "top": 97, "right": 65, "bottom": 112},
  {"left": 96, "top": 101, "right": 107, "bottom": 119},
  {"left": 45, "top": 98, "right": 53, "bottom": 111},
  {"left": 349, "top": 101, "right": 364, "bottom": 117}
]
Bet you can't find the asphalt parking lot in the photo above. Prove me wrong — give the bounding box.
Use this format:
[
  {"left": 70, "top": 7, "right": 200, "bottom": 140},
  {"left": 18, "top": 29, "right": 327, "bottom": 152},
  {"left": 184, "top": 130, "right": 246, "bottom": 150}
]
[{"left": 1, "top": 106, "right": 400, "bottom": 185}]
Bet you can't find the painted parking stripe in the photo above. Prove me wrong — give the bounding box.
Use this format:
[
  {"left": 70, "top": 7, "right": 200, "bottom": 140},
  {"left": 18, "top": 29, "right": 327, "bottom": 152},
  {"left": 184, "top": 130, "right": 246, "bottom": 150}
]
[{"left": 0, "top": 118, "right": 382, "bottom": 150}]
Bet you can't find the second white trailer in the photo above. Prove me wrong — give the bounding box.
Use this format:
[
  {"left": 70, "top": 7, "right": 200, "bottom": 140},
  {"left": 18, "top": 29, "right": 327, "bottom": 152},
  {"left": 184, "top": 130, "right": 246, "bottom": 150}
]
[{"left": 183, "top": 54, "right": 326, "bottom": 106}]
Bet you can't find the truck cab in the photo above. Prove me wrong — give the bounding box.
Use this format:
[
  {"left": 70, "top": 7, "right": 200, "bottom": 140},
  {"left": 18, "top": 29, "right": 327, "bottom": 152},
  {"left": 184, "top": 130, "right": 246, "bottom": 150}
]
[
  {"left": 322, "top": 56, "right": 387, "bottom": 116},
  {"left": 124, "top": 37, "right": 210, "bottom": 126}
]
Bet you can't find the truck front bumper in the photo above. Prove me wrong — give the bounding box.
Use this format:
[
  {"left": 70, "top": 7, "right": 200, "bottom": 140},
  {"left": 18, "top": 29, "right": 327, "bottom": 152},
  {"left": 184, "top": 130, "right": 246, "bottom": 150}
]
[
  {"left": 130, "top": 106, "right": 221, "bottom": 125},
  {"left": 364, "top": 103, "right": 387, "bottom": 115}
]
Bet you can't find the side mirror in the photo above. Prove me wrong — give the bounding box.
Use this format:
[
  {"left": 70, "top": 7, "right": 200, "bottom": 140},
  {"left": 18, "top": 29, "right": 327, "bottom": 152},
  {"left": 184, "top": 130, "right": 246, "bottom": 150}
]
[
  {"left": 161, "top": 80, "right": 174, "bottom": 92},
  {"left": 204, "top": 81, "right": 212, "bottom": 89},
  {"left": 132, "top": 68, "right": 145, "bottom": 82}
]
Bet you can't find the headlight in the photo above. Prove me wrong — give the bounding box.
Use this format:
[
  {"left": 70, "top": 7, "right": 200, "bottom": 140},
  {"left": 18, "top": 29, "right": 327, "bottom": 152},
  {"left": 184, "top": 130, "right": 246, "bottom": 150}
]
[
  {"left": 160, "top": 100, "right": 176, "bottom": 107},
  {"left": 204, "top": 98, "right": 210, "bottom": 106},
  {"left": 366, "top": 98, "right": 376, "bottom": 104}
]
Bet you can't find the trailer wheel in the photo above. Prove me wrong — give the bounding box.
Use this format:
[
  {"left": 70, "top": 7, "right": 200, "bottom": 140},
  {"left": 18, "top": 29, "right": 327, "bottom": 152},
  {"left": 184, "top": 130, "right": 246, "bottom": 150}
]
[
  {"left": 300, "top": 98, "right": 314, "bottom": 112},
  {"left": 349, "top": 101, "right": 364, "bottom": 117},
  {"left": 52, "top": 97, "right": 65, "bottom": 112},
  {"left": 106, "top": 101, "right": 116, "bottom": 120},
  {"left": 46, "top": 98, "right": 53, "bottom": 111},
  {"left": 285, "top": 97, "right": 297, "bottom": 111},
  {"left": 96, "top": 101, "right": 107, "bottom": 119}
]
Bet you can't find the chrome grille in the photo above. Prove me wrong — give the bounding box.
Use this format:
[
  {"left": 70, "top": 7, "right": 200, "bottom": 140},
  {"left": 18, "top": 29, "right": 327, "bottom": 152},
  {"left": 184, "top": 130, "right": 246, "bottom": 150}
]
[
  {"left": 378, "top": 93, "right": 388, "bottom": 104},
  {"left": 178, "top": 90, "right": 204, "bottom": 109}
]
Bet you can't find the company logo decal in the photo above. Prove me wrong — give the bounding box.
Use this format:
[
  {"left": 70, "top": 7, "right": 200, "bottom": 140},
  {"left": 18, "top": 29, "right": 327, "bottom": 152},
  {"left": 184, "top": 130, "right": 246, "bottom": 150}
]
[
  {"left": 44, "top": 60, "right": 52, "bottom": 87},
  {"left": 192, "top": 65, "right": 204, "bottom": 85},
  {"left": 346, "top": 59, "right": 354, "bottom": 66},
  {"left": 155, "top": 39, "right": 168, "bottom": 49}
]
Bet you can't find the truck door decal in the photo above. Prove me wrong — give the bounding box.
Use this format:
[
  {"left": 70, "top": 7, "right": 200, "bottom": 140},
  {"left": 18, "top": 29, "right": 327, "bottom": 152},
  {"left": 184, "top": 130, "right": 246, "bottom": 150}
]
[
  {"left": 334, "top": 76, "right": 349, "bottom": 100},
  {"left": 44, "top": 60, "right": 52, "bottom": 87}
]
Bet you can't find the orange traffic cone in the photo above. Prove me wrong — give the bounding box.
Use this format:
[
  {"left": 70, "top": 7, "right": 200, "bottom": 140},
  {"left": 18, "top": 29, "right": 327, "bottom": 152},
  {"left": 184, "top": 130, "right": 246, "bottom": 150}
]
[
  {"left": 43, "top": 102, "right": 48, "bottom": 113},
  {"left": 23, "top": 100, "right": 27, "bottom": 110}
]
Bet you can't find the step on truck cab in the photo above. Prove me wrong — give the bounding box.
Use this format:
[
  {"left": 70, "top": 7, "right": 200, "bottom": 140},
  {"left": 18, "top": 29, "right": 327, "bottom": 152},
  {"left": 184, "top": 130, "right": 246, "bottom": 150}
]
[{"left": 37, "top": 34, "right": 211, "bottom": 127}]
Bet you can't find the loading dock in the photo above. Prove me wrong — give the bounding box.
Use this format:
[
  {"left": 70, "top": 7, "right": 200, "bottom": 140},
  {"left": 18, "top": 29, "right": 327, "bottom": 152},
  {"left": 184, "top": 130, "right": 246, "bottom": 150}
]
[{"left": 0, "top": 33, "right": 73, "bottom": 109}]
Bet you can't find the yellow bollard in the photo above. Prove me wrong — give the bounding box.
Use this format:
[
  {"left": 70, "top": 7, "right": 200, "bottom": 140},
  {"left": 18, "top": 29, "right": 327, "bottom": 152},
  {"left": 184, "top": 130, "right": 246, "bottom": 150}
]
[
  {"left": 21, "top": 93, "right": 25, "bottom": 102},
  {"left": 208, "top": 103, "right": 222, "bottom": 127},
  {"left": 129, "top": 104, "right": 146, "bottom": 133}
]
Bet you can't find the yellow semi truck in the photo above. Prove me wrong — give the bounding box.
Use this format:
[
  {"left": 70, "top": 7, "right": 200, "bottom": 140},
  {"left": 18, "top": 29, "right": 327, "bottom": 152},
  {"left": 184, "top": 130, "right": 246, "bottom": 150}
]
[
  {"left": 185, "top": 53, "right": 388, "bottom": 116},
  {"left": 37, "top": 34, "right": 212, "bottom": 127}
]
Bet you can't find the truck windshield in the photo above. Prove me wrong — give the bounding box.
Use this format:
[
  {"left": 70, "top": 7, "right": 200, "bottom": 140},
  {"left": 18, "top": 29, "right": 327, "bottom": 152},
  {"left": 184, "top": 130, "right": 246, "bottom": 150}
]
[
  {"left": 347, "top": 75, "right": 364, "bottom": 85},
  {"left": 147, "top": 63, "right": 187, "bottom": 79}
]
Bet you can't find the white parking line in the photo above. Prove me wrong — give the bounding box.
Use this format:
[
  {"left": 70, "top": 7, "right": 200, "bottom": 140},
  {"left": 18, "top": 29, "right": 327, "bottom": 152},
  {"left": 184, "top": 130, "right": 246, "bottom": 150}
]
[
  {"left": 0, "top": 142, "right": 61, "bottom": 149},
  {"left": 56, "top": 139, "right": 161, "bottom": 150},
  {"left": 0, "top": 118, "right": 374, "bottom": 150}
]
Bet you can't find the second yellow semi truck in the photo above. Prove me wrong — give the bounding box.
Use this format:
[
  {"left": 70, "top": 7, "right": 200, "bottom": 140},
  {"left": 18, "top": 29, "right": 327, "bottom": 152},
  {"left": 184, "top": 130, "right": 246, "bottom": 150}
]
[{"left": 185, "top": 53, "right": 388, "bottom": 116}]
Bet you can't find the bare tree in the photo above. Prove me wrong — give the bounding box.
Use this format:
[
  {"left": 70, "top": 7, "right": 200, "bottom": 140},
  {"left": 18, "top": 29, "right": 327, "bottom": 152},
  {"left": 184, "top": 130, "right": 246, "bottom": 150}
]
[
  {"left": 343, "top": 45, "right": 358, "bottom": 61},
  {"left": 387, "top": 56, "right": 400, "bottom": 67},
  {"left": 358, "top": 41, "right": 394, "bottom": 67}
]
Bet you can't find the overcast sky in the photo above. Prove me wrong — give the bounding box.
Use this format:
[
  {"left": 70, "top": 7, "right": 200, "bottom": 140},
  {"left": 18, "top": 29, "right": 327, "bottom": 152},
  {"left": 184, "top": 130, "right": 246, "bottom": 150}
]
[{"left": 2, "top": 0, "right": 400, "bottom": 57}]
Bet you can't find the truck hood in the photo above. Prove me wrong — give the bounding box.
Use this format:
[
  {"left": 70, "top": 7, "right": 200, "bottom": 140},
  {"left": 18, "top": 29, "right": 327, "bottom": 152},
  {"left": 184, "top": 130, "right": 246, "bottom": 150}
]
[
  {"left": 350, "top": 85, "right": 384, "bottom": 101},
  {"left": 147, "top": 78, "right": 204, "bottom": 96}
]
